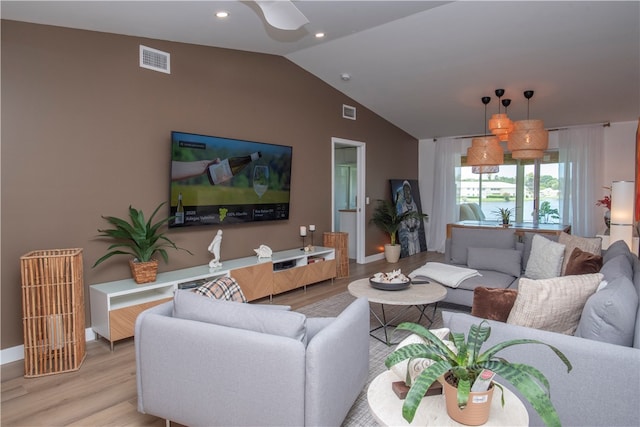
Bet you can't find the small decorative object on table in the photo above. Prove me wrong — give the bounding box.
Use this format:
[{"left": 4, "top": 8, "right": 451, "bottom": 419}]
[
  {"left": 596, "top": 187, "right": 612, "bottom": 229},
  {"left": 208, "top": 229, "right": 223, "bottom": 268},
  {"left": 370, "top": 269, "right": 411, "bottom": 291},
  {"left": 309, "top": 224, "right": 316, "bottom": 247},
  {"left": 92, "top": 203, "right": 193, "bottom": 284},
  {"left": 299, "top": 226, "right": 307, "bottom": 250},
  {"left": 254, "top": 244, "right": 273, "bottom": 259},
  {"left": 493, "top": 207, "right": 513, "bottom": 227},
  {"left": 385, "top": 320, "right": 571, "bottom": 426}
]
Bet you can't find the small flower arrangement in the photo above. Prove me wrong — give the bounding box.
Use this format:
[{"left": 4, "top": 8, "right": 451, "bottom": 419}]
[{"left": 596, "top": 186, "right": 612, "bottom": 210}]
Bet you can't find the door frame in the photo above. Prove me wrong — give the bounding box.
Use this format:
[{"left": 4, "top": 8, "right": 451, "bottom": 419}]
[{"left": 331, "top": 137, "right": 366, "bottom": 264}]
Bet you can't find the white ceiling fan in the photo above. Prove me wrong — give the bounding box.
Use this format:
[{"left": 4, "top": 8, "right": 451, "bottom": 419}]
[{"left": 255, "top": 1, "right": 309, "bottom": 31}]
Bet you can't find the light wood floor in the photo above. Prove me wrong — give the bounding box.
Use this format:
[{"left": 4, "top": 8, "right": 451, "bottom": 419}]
[{"left": 1, "top": 251, "right": 443, "bottom": 426}]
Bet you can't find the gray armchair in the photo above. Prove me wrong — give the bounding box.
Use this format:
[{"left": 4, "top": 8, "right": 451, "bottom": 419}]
[{"left": 135, "top": 291, "right": 370, "bottom": 426}]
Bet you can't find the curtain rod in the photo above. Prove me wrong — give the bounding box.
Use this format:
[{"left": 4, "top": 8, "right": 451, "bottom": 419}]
[{"left": 435, "top": 121, "right": 610, "bottom": 141}]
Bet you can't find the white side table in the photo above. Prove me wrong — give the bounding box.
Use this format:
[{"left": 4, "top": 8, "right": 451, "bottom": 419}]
[{"left": 367, "top": 370, "right": 529, "bottom": 426}]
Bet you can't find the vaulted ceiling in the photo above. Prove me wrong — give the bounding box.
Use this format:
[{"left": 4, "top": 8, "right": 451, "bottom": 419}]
[{"left": 2, "top": 1, "right": 638, "bottom": 139}]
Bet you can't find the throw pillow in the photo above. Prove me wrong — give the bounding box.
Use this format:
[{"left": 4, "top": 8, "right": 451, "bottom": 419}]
[
  {"left": 173, "top": 290, "right": 307, "bottom": 344},
  {"left": 450, "top": 227, "right": 516, "bottom": 265},
  {"left": 558, "top": 232, "right": 602, "bottom": 275},
  {"left": 471, "top": 287, "right": 518, "bottom": 322},
  {"left": 193, "top": 276, "right": 247, "bottom": 303},
  {"left": 600, "top": 254, "right": 634, "bottom": 283},
  {"left": 467, "top": 247, "right": 522, "bottom": 277},
  {"left": 574, "top": 275, "right": 639, "bottom": 346},
  {"left": 506, "top": 273, "right": 603, "bottom": 335},
  {"left": 521, "top": 232, "right": 559, "bottom": 273},
  {"left": 524, "top": 234, "right": 566, "bottom": 279},
  {"left": 603, "top": 239, "right": 634, "bottom": 265},
  {"left": 564, "top": 247, "right": 603, "bottom": 276}
]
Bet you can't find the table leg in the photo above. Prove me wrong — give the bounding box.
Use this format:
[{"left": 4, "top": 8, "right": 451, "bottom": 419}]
[{"left": 368, "top": 303, "right": 438, "bottom": 346}]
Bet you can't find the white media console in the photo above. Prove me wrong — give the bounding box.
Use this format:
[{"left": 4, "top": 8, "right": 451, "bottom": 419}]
[{"left": 90, "top": 247, "right": 336, "bottom": 350}]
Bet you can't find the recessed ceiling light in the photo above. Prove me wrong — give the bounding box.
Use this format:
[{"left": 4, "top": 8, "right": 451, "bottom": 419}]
[
  {"left": 315, "top": 32, "right": 325, "bottom": 38},
  {"left": 216, "top": 11, "right": 229, "bottom": 18}
]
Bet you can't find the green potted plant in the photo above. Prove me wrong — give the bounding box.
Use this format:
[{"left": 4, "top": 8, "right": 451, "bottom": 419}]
[
  {"left": 538, "top": 201, "right": 560, "bottom": 224},
  {"left": 385, "top": 321, "right": 571, "bottom": 426},
  {"left": 493, "top": 207, "right": 513, "bottom": 226},
  {"left": 370, "top": 199, "right": 427, "bottom": 263},
  {"left": 93, "top": 202, "right": 192, "bottom": 284}
]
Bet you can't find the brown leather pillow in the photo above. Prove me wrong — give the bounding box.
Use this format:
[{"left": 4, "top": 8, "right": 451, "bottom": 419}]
[
  {"left": 564, "top": 247, "right": 603, "bottom": 276},
  {"left": 471, "top": 287, "right": 518, "bottom": 322}
]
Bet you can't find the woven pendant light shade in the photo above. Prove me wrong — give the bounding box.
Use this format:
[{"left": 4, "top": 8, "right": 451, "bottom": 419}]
[
  {"left": 472, "top": 165, "right": 500, "bottom": 174},
  {"left": 507, "top": 119, "right": 548, "bottom": 159},
  {"left": 489, "top": 113, "right": 513, "bottom": 142},
  {"left": 467, "top": 136, "right": 503, "bottom": 166}
]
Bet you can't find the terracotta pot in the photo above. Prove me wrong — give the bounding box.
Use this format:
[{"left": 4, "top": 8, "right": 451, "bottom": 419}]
[
  {"left": 384, "top": 244, "right": 401, "bottom": 263},
  {"left": 442, "top": 375, "right": 494, "bottom": 426}
]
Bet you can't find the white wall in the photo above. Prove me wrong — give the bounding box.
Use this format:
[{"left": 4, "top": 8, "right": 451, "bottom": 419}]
[{"left": 418, "top": 121, "right": 638, "bottom": 244}]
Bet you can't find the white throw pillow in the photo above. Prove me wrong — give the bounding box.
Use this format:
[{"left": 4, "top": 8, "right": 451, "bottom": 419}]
[
  {"left": 524, "top": 234, "right": 566, "bottom": 279},
  {"left": 506, "top": 273, "right": 604, "bottom": 335}
]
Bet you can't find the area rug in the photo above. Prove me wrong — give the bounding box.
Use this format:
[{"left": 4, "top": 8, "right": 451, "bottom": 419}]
[{"left": 297, "top": 291, "right": 468, "bottom": 426}]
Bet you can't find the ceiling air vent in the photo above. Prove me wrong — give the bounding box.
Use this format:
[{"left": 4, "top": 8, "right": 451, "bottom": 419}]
[
  {"left": 342, "top": 104, "right": 356, "bottom": 120},
  {"left": 140, "top": 45, "right": 170, "bottom": 74}
]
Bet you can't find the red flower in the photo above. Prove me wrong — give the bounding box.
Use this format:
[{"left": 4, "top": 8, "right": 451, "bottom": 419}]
[{"left": 596, "top": 195, "right": 611, "bottom": 210}]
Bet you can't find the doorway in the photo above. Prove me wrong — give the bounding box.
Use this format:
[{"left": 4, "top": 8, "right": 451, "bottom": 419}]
[{"left": 332, "top": 137, "right": 366, "bottom": 264}]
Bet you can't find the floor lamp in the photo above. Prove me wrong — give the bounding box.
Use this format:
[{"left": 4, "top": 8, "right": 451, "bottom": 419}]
[{"left": 610, "top": 180, "right": 636, "bottom": 252}]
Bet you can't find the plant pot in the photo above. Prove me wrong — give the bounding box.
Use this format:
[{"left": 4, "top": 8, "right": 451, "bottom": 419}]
[
  {"left": 129, "top": 259, "right": 158, "bottom": 284},
  {"left": 384, "top": 244, "right": 401, "bottom": 263},
  {"left": 443, "top": 374, "right": 494, "bottom": 426}
]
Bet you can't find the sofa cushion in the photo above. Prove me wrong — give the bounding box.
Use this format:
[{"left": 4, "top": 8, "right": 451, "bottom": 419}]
[
  {"left": 564, "top": 247, "right": 603, "bottom": 276},
  {"left": 524, "top": 234, "right": 566, "bottom": 279},
  {"left": 603, "top": 239, "right": 634, "bottom": 265},
  {"left": 467, "top": 247, "right": 522, "bottom": 277},
  {"left": 471, "top": 287, "right": 518, "bottom": 322},
  {"left": 600, "top": 254, "right": 634, "bottom": 283},
  {"left": 173, "top": 290, "right": 307, "bottom": 344},
  {"left": 450, "top": 227, "right": 516, "bottom": 265},
  {"left": 506, "top": 273, "right": 603, "bottom": 335},
  {"left": 193, "top": 276, "right": 247, "bottom": 302},
  {"left": 522, "top": 232, "right": 559, "bottom": 273},
  {"left": 574, "top": 275, "right": 639, "bottom": 347},
  {"left": 558, "top": 232, "right": 602, "bottom": 275}
]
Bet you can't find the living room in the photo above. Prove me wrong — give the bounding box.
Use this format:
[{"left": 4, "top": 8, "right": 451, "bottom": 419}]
[{"left": 1, "top": 1, "right": 639, "bottom": 425}]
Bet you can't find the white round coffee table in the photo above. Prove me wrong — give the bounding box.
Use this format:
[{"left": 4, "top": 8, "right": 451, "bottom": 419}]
[
  {"left": 368, "top": 370, "right": 529, "bottom": 426},
  {"left": 348, "top": 278, "right": 447, "bottom": 345}
]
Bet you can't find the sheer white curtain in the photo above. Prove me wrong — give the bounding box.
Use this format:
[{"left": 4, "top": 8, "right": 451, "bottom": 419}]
[
  {"left": 427, "top": 137, "right": 464, "bottom": 252},
  {"left": 558, "top": 126, "right": 604, "bottom": 237}
]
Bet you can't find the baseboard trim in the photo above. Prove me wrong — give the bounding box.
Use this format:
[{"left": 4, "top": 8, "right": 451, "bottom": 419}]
[
  {"left": 1, "top": 328, "right": 96, "bottom": 365},
  {"left": 364, "top": 252, "right": 385, "bottom": 263}
]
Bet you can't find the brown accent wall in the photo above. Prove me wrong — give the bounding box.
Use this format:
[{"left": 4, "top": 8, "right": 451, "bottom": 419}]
[{"left": 1, "top": 20, "right": 419, "bottom": 349}]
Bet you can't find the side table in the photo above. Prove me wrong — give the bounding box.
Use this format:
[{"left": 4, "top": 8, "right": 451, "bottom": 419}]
[{"left": 368, "top": 370, "right": 529, "bottom": 426}]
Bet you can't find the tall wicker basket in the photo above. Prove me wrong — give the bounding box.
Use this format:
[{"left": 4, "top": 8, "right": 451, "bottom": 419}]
[
  {"left": 20, "top": 248, "right": 86, "bottom": 377},
  {"left": 323, "top": 232, "right": 349, "bottom": 278}
]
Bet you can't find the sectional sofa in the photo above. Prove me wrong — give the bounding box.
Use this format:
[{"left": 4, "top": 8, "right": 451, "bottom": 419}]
[{"left": 443, "top": 239, "right": 640, "bottom": 426}]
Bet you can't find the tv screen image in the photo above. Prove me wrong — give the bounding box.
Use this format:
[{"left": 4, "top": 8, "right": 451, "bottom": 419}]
[{"left": 169, "top": 131, "right": 292, "bottom": 227}]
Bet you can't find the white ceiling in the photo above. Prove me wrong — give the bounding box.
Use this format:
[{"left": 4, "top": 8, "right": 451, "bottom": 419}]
[{"left": 2, "top": 1, "right": 639, "bottom": 139}]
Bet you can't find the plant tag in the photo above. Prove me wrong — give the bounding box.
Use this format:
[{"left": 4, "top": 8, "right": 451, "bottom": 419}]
[
  {"left": 472, "top": 395, "right": 489, "bottom": 404},
  {"left": 470, "top": 369, "right": 495, "bottom": 392}
]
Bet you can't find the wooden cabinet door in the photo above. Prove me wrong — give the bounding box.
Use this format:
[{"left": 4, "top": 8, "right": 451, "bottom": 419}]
[{"left": 231, "top": 262, "right": 273, "bottom": 301}]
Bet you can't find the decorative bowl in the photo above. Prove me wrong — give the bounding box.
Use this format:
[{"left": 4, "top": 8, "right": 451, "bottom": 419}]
[{"left": 369, "top": 276, "right": 411, "bottom": 291}]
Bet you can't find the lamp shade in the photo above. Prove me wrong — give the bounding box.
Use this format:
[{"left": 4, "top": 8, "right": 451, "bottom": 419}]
[
  {"left": 467, "top": 136, "right": 503, "bottom": 167},
  {"left": 489, "top": 113, "right": 514, "bottom": 142},
  {"left": 472, "top": 165, "right": 500, "bottom": 174},
  {"left": 507, "top": 120, "right": 549, "bottom": 159},
  {"left": 611, "top": 181, "right": 635, "bottom": 224}
]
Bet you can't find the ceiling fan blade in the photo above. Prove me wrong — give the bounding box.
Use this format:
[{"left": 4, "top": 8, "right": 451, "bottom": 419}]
[{"left": 255, "top": 1, "right": 309, "bottom": 31}]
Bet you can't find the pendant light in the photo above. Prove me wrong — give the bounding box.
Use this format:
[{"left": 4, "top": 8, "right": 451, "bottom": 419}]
[
  {"left": 467, "top": 96, "right": 504, "bottom": 169},
  {"left": 488, "top": 89, "right": 513, "bottom": 142},
  {"left": 508, "top": 90, "right": 549, "bottom": 159}
]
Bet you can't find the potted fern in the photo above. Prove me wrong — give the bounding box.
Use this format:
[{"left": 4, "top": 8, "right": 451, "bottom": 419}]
[
  {"left": 385, "top": 321, "right": 571, "bottom": 426},
  {"left": 93, "top": 203, "right": 192, "bottom": 283},
  {"left": 493, "top": 207, "right": 513, "bottom": 226},
  {"left": 370, "top": 199, "right": 427, "bottom": 263}
]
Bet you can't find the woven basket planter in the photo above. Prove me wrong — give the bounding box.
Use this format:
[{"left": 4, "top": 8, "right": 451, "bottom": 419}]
[{"left": 129, "top": 259, "right": 158, "bottom": 284}]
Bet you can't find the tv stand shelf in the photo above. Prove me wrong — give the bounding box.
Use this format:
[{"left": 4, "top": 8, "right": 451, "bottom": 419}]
[{"left": 90, "top": 246, "right": 336, "bottom": 350}]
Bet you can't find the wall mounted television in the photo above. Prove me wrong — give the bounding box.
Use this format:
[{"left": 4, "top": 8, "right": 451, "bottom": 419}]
[{"left": 169, "top": 131, "right": 292, "bottom": 228}]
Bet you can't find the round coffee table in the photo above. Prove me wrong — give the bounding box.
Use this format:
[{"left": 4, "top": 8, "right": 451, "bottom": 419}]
[
  {"left": 348, "top": 278, "right": 447, "bottom": 345},
  {"left": 368, "top": 370, "right": 529, "bottom": 426}
]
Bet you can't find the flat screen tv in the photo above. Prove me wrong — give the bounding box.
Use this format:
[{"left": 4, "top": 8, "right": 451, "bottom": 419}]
[{"left": 169, "top": 131, "right": 292, "bottom": 228}]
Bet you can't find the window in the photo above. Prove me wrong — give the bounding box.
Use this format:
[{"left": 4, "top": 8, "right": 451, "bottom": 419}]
[{"left": 459, "top": 151, "right": 560, "bottom": 224}]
